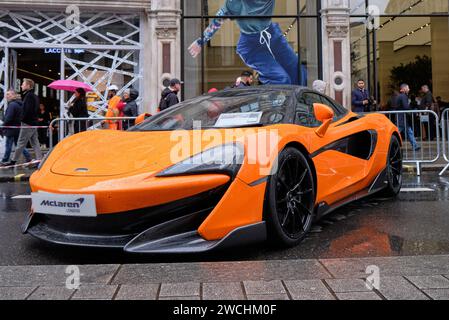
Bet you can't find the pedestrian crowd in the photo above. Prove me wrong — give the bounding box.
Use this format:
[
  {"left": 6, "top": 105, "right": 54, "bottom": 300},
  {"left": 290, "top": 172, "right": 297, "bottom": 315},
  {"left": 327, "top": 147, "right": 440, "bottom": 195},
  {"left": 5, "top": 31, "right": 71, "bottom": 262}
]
[
  {"left": 0, "top": 78, "right": 142, "bottom": 167},
  {"left": 2, "top": 70, "right": 449, "bottom": 167},
  {"left": 351, "top": 79, "right": 449, "bottom": 151},
  {"left": 0, "top": 79, "right": 43, "bottom": 167}
]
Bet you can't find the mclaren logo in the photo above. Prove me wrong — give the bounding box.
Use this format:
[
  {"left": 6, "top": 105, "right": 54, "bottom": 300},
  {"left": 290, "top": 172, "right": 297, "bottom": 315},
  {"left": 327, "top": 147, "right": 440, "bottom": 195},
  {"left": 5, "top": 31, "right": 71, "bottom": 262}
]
[{"left": 40, "top": 198, "right": 85, "bottom": 208}]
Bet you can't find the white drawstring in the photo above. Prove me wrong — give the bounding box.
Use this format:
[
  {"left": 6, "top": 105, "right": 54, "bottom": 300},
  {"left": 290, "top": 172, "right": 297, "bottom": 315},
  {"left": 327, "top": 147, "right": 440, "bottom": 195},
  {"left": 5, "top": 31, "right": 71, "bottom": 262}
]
[{"left": 260, "top": 28, "right": 275, "bottom": 58}]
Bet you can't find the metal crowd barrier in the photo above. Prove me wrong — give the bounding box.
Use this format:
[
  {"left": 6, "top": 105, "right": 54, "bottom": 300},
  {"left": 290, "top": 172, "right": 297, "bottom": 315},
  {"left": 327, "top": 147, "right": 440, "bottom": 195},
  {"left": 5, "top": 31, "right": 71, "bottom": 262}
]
[
  {"left": 440, "top": 109, "right": 449, "bottom": 176},
  {"left": 0, "top": 125, "right": 49, "bottom": 129},
  {"left": 48, "top": 117, "right": 137, "bottom": 149},
  {"left": 364, "top": 110, "right": 440, "bottom": 176}
]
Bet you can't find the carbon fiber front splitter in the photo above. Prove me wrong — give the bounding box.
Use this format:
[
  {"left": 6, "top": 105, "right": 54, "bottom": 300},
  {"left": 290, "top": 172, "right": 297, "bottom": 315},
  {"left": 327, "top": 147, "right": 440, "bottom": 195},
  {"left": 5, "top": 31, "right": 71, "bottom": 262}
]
[{"left": 23, "top": 211, "right": 267, "bottom": 254}]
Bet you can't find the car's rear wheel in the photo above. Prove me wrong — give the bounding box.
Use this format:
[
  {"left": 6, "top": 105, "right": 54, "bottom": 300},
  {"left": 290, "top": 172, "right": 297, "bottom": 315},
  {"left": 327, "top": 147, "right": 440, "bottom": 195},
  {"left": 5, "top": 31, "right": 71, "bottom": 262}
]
[
  {"left": 381, "top": 135, "right": 403, "bottom": 197},
  {"left": 265, "top": 148, "right": 316, "bottom": 247}
]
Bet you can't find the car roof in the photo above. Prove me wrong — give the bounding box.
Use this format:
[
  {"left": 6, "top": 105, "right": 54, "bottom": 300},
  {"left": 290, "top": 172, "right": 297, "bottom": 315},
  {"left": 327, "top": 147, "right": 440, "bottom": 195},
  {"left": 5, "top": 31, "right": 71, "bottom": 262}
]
[{"left": 217, "top": 85, "right": 309, "bottom": 93}]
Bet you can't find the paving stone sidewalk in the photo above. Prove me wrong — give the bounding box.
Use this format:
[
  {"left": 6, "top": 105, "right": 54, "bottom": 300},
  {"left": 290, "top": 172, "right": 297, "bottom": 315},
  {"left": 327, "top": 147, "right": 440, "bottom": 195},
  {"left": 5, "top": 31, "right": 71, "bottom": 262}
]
[{"left": 1, "top": 255, "right": 449, "bottom": 300}]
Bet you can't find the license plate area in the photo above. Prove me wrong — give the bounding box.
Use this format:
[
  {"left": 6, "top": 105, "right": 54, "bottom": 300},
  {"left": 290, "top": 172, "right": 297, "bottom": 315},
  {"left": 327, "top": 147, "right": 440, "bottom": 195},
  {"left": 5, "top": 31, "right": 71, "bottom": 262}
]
[{"left": 31, "top": 192, "right": 97, "bottom": 217}]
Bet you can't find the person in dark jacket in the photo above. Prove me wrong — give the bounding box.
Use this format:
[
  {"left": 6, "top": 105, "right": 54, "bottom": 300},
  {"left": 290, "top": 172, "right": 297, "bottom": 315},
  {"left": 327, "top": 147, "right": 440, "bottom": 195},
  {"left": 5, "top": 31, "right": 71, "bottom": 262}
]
[
  {"left": 1, "top": 90, "right": 31, "bottom": 164},
  {"left": 159, "top": 79, "right": 182, "bottom": 111},
  {"left": 352, "top": 79, "right": 370, "bottom": 113},
  {"left": 421, "top": 85, "right": 437, "bottom": 140},
  {"left": 122, "top": 88, "right": 139, "bottom": 129},
  {"left": 69, "top": 88, "right": 89, "bottom": 134},
  {"left": 5, "top": 79, "right": 43, "bottom": 166},
  {"left": 37, "top": 103, "right": 51, "bottom": 147},
  {"left": 233, "top": 71, "right": 254, "bottom": 88},
  {"left": 397, "top": 84, "right": 420, "bottom": 151}
]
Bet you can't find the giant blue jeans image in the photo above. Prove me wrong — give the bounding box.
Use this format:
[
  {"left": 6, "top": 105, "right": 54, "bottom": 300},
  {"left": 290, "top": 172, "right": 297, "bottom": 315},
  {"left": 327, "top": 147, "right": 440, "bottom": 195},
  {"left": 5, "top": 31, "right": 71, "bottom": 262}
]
[
  {"left": 2, "top": 135, "right": 32, "bottom": 163},
  {"left": 237, "top": 23, "right": 307, "bottom": 86}
]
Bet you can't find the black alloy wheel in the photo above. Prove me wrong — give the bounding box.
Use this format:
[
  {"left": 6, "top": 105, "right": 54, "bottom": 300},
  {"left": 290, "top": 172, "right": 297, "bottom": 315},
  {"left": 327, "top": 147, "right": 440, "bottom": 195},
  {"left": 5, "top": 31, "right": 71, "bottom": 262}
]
[
  {"left": 265, "top": 147, "right": 316, "bottom": 247},
  {"left": 382, "top": 135, "right": 403, "bottom": 197}
]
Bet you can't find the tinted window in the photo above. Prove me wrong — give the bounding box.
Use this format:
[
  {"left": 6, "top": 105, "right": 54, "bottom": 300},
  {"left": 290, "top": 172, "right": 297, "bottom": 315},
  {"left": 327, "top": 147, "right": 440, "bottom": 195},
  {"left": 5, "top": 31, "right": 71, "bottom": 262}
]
[
  {"left": 295, "top": 101, "right": 321, "bottom": 127},
  {"left": 302, "top": 92, "right": 322, "bottom": 106},
  {"left": 299, "top": 91, "right": 348, "bottom": 122},
  {"left": 319, "top": 95, "right": 349, "bottom": 118}
]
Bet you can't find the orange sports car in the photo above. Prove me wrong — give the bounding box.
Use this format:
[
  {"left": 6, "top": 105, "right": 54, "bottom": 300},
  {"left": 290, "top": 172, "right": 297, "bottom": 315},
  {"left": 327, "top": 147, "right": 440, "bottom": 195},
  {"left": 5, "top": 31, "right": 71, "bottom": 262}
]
[{"left": 23, "top": 86, "right": 402, "bottom": 253}]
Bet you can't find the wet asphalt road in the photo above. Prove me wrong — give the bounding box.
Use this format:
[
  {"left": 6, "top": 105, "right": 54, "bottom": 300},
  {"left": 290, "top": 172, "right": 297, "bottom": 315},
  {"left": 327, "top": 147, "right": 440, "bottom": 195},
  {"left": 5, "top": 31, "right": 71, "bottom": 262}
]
[{"left": 1, "top": 172, "right": 449, "bottom": 266}]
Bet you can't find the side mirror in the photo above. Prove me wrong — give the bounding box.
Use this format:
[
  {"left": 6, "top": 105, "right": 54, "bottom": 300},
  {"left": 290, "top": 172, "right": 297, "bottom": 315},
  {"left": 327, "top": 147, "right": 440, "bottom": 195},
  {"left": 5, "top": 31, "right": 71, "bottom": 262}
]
[
  {"left": 313, "top": 103, "right": 334, "bottom": 137},
  {"left": 135, "top": 113, "right": 152, "bottom": 125}
]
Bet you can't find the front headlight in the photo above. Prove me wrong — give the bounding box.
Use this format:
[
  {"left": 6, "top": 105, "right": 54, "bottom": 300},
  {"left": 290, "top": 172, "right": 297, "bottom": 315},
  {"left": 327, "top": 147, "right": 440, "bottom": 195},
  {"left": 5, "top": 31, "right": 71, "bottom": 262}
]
[{"left": 157, "top": 143, "right": 244, "bottom": 178}]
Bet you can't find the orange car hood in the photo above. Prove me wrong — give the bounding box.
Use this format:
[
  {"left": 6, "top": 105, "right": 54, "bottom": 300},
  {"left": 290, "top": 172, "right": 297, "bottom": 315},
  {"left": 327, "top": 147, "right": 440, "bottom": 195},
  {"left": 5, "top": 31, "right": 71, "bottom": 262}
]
[
  {"left": 50, "top": 129, "right": 253, "bottom": 177},
  {"left": 51, "top": 130, "right": 189, "bottom": 177}
]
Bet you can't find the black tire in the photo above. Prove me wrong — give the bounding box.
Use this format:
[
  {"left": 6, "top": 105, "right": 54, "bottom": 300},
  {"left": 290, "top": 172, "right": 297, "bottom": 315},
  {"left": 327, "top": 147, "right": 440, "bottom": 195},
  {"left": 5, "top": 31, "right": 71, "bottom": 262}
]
[
  {"left": 381, "top": 135, "right": 403, "bottom": 197},
  {"left": 265, "top": 147, "right": 316, "bottom": 247}
]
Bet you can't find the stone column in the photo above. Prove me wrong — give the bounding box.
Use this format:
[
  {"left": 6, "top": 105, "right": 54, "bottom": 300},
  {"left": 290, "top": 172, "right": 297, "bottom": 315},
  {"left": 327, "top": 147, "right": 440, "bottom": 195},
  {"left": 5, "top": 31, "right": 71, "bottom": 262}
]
[
  {"left": 143, "top": 0, "right": 181, "bottom": 113},
  {"left": 321, "top": 0, "right": 351, "bottom": 108},
  {"left": 378, "top": 41, "right": 395, "bottom": 107},
  {"left": 431, "top": 16, "right": 449, "bottom": 101}
]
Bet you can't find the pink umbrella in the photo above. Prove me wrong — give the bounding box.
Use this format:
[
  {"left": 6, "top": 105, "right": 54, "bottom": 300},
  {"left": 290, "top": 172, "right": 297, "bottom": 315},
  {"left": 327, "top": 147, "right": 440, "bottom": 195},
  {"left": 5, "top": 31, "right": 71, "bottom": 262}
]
[{"left": 48, "top": 80, "right": 93, "bottom": 93}]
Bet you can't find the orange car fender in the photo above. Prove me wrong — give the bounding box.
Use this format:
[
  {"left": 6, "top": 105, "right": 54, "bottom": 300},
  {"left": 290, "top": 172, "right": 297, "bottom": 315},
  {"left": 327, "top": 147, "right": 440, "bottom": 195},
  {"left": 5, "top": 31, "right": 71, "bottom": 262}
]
[
  {"left": 236, "top": 125, "right": 313, "bottom": 185},
  {"left": 198, "top": 177, "right": 266, "bottom": 241},
  {"left": 199, "top": 127, "right": 314, "bottom": 241}
]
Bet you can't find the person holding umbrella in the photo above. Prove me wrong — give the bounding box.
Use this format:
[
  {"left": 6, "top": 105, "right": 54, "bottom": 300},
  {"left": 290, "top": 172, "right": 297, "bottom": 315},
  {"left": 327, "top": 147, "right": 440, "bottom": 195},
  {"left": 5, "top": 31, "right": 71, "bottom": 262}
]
[
  {"left": 47, "top": 79, "right": 93, "bottom": 142},
  {"left": 68, "top": 88, "right": 89, "bottom": 133}
]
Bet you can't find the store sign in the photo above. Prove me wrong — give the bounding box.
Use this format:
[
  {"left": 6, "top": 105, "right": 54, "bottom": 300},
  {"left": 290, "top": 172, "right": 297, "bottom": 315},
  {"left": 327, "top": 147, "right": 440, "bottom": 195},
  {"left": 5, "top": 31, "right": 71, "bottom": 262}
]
[{"left": 44, "top": 48, "right": 85, "bottom": 54}]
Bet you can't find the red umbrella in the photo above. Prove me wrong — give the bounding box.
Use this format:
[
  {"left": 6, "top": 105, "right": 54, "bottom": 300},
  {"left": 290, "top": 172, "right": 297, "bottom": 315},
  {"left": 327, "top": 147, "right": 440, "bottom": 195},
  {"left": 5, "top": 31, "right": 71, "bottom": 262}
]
[{"left": 48, "top": 80, "right": 93, "bottom": 92}]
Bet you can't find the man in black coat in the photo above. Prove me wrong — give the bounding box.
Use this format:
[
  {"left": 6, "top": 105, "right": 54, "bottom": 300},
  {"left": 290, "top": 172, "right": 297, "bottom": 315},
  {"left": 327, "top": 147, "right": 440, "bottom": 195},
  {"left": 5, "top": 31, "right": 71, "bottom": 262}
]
[
  {"left": 1, "top": 90, "right": 32, "bottom": 164},
  {"left": 421, "top": 85, "right": 436, "bottom": 140},
  {"left": 123, "top": 88, "right": 139, "bottom": 129},
  {"left": 159, "top": 79, "right": 182, "bottom": 111},
  {"left": 4, "top": 79, "right": 43, "bottom": 166}
]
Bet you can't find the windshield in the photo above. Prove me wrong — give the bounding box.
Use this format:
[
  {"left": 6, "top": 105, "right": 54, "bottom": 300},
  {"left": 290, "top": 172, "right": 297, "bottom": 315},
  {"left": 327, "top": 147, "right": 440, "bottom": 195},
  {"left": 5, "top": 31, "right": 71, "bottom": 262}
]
[{"left": 131, "top": 89, "right": 294, "bottom": 131}]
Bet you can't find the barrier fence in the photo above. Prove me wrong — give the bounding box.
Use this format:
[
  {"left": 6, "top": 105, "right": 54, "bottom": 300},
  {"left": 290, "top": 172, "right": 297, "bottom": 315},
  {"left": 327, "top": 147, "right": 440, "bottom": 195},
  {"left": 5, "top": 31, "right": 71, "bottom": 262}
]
[
  {"left": 440, "top": 109, "right": 449, "bottom": 176},
  {"left": 2, "top": 110, "right": 448, "bottom": 177},
  {"left": 370, "top": 110, "right": 440, "bottom": 176}
]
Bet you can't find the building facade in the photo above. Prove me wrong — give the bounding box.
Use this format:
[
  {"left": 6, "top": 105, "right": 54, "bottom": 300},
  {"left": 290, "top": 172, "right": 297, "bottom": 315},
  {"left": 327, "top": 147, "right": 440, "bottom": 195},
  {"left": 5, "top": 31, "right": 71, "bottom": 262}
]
[
  {"left": 0, "top": 0, "right": 181, "bottom": 116},
  {"left": 1, "top": 0, "right": 448, "bottom": 115}
]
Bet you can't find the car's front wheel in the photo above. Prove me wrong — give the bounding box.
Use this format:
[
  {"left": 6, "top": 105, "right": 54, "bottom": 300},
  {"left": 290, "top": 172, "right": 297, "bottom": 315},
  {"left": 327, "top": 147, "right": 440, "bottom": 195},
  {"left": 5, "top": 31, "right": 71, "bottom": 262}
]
[
  {"left": 265, "top": 147, "right": 316, "bottom": 247},
  {"left": 381, "top": 135, "right": 403, "bottom": 197}
]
